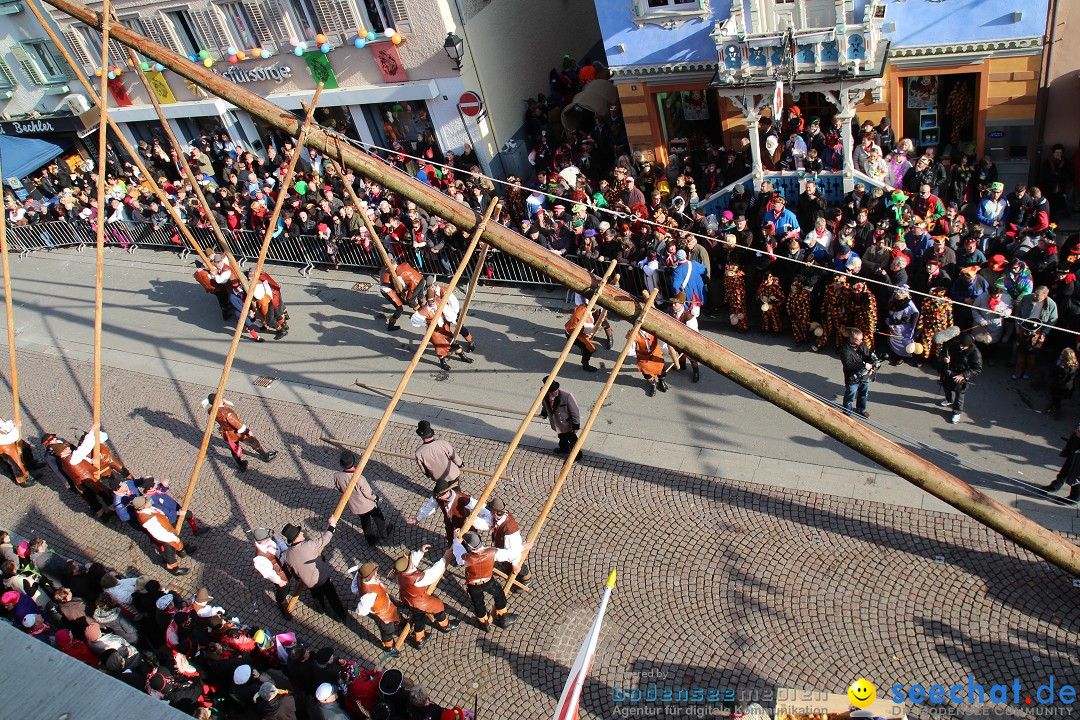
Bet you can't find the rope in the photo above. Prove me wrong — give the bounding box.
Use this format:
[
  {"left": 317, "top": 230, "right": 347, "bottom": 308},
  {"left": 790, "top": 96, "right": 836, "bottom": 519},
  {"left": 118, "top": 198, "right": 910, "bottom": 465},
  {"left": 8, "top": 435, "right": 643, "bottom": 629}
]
[{"left": 319, "top": 131, "right": 1076, "bottom": 340}]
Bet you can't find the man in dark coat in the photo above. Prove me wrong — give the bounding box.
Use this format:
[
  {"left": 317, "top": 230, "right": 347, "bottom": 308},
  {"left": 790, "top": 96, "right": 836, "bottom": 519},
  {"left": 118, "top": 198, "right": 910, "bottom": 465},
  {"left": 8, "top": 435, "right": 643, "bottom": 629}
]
[
  {"left": 938, "top": 332, "right": 983, "bottom": 424},
  {"left": 281, "top": 520, "right": 347, "bottom": 622},
  {"left": 1042, "top": 423, "right": 1080, "bottom": 501}
]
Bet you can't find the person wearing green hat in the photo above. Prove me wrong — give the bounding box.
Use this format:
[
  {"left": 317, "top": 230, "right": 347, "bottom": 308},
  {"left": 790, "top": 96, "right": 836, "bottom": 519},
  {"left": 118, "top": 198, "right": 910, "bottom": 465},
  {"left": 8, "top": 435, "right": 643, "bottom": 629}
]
[
  {"left": 976, "top": 181, "right": 1008, "bottom": 246},
  {"left": 970, "top": 279, "right": 1013, "bottom": 364}
]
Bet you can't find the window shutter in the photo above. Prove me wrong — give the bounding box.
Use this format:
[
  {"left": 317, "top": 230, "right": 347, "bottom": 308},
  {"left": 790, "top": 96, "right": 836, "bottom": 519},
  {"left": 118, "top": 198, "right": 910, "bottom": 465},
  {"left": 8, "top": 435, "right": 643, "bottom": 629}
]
[
  {"left": 10, "top": 45, "right": 46, "bottom": 85},
  {"left": 313, "top": 0, "right": 361, "bottom": 38},
  {"left": 143, "top": 16, "right": 183, "bottom": 53},
  {"left": 0, "top": 59, "right": 15, "bottom": 89},
  {"left": 190, "top": 8, "right": 231, "bottom": 57},
  {"left": 107, "top": 39, "right": 129, "bottom": 68},
  {"left": 242, "top": 0, "right": 289, "bottom": 47},
  {"left": 63, "top": 29, "right": 94, "bottom": 68},
  {"left": 384, "top": 0, "right": 410, "bottom": 33}
]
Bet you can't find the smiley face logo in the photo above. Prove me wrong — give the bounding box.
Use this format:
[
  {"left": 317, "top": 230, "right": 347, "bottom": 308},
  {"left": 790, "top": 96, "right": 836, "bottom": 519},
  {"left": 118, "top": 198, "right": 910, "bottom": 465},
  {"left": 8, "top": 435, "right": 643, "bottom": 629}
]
[{"left": 848, "top": 678, "right": 876, "bottom": 709}]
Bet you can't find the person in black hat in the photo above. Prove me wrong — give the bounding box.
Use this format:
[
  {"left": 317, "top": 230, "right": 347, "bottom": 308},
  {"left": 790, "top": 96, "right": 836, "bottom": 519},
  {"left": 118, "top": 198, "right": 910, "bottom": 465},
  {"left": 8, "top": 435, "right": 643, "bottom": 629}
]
[
  {"left": 446, "top": 531, "right": 526, "bottom": 631},
  {"left": 407, "top": 467, "right": 490, "bottom": 549},
  {"left": 334, "top": 450, "right": 392, "bottom": 545},
  {"left": 486, "top": 498, "right": 532, "bottom": 590},
  {"left": 281, "top": 517, "right": 348, "bottom": 622},
  {"left": 540, "top": 380, "right": 581, "bottom": 455}
]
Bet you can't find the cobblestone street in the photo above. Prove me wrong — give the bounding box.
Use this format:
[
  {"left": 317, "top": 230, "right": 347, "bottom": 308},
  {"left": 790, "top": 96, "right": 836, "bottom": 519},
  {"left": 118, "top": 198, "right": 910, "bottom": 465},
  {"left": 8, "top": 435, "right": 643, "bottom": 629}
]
[{"left": 1, "top": 348, "right": 1077, "bottom": 719}]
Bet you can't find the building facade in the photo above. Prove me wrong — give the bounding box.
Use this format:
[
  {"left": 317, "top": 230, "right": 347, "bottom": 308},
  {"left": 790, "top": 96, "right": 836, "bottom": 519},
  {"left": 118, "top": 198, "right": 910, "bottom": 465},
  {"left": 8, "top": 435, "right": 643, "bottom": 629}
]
[
  {"left": 596, "top": 0, "right": 1049, "bottom": 192},
  {"left": 0, "top": 0, "right": 99, "bottom": 186}
]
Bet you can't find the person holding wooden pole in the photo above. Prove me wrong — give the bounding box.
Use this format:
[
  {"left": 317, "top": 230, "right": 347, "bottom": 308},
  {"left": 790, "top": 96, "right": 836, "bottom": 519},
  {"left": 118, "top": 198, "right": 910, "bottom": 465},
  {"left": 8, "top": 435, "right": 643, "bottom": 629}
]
[
  {"left": 410, "top": 290, "right": 475, "bottom": 370},
  {"left": 281, "top": 518, "right": 347, "bottom": 622},
  {"left": 393, "top": 544, "right": 459, "bottom": 650},
  {"left": 445, "top": 530, "right": 529, "bottom": 631},
  {"left": 486, "top": 498, "right": 531, "bottom": 590},
  {"left": 380, "top": 256, "right": 426, "bottom": 332},
  {"left": 502, "top": 290, "right": 660, "bottom": 597}
]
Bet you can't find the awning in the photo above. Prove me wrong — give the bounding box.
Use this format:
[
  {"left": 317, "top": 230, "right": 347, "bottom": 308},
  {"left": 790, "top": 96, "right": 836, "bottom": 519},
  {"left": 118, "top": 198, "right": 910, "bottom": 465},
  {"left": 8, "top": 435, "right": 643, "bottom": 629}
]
[{"left": 0, "top": 134, "right": 69, "bottom": 182}]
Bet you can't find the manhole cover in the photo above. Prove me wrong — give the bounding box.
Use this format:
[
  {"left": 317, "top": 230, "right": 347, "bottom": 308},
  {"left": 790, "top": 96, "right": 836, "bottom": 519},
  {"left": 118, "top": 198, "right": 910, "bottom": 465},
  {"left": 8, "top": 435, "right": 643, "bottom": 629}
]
[
  {"left": 253, "top": 375, "right": 276, "bottom": 388},
  {"left": 353, "top": 282, "right": 372, "bottom": 291}
]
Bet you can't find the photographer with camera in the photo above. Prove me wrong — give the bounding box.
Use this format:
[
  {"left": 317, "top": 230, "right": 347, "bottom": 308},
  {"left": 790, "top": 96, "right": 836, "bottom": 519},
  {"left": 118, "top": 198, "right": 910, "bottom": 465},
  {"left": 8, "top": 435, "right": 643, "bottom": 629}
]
[{"left": 840, "top": 328, "right": 879, "bottom": 418}]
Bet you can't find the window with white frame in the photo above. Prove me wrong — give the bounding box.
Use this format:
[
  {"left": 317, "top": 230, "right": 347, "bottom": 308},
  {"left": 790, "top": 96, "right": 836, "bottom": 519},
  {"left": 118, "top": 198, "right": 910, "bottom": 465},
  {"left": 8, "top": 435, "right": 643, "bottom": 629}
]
[
  {"left": 166, "top": 9, "right": 207, "bottom": 56},
  {"left": 633, "top": 0, "right": 708, "bottom": 26},
  {"left": 19, "top": 39, "right": 70, "bottom": 84},
  {"left": 219, "top": 2, "right": 260, "bottom": 48}
]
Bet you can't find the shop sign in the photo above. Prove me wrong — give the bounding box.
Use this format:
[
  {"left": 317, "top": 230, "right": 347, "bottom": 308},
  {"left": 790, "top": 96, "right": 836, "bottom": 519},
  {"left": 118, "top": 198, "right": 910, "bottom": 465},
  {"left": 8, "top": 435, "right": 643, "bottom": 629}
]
[
  {"left": 214, "top": 64, "right": 294, "bottom": 84},
  {"left": 0, "top": 115, "right": 88, "bottom": 136},
  {"left": 988, "top": 130, "right": 1005, "bottom": 139}
]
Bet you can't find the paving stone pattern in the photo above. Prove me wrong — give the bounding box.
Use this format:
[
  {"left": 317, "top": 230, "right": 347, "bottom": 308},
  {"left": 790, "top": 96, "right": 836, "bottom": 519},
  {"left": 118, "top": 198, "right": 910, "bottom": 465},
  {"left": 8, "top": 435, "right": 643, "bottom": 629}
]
[{"left": 0, "top": 349, "right": 1077, "bottom": 719}]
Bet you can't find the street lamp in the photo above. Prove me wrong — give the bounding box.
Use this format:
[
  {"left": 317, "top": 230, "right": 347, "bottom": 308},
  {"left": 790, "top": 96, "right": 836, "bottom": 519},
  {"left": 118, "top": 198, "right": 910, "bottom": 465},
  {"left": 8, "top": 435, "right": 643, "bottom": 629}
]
[{"left": 444, "top": 32, "right": 464, "bottom": 71}]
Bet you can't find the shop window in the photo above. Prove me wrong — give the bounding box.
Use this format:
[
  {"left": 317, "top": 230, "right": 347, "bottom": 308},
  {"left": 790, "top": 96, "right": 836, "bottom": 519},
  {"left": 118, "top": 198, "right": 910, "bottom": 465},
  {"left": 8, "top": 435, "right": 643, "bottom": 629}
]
[
  {"left": 367, "top": 101, "right": 441, "bottom": 157},
  {"left": 632, "top": 0, "right": 709, "bottom": 27},
  {"left": 166, "top": 9, "right": 208, "bottom": 56}
]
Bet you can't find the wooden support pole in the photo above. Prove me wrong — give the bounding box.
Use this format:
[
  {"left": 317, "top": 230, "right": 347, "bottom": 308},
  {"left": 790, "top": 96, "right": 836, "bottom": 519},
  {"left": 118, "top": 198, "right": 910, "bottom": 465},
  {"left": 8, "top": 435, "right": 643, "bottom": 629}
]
[
  {"left": 22, "top": 0, "right": 216, "bottom": 272},
  {"left": 320, "top": 435, "right": 517, "bottom": 482},
  {"left": 124, "top": 43, "right": 249, "bottom": 295},
  {"left": 175, "top": 85, "right": 324, "bottom": 527},
  {"left": 90, "top": 0, "right": 112, "bottom": 477},
  {"left": 44, "top": 1, "right": 1080, "bottom": 577},
  {"left": 328, "top": 158, "right": 404, "bottom": 295},
  {"left": 0, "top": 155, "right": 19, "bottom": 431},
  {"left": 503, "top": 289, "right": 659, "bottom": 596},
  {"left": 450, "top": 243, "right": 490, "bottom": 347}
]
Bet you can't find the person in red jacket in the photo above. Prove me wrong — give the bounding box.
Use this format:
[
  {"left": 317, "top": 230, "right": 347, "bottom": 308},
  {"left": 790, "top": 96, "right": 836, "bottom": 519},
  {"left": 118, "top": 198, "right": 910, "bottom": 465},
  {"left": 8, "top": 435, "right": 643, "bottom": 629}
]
[{"left": 53, "top": 628, "right": 100, "bottom": 667}]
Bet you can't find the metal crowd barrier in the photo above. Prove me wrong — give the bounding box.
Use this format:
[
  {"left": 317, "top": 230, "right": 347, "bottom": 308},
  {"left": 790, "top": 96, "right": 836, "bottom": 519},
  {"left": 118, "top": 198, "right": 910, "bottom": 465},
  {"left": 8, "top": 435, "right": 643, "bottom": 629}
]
[{"left": 9, "top": 219, "right": 674, "bottom": 300}]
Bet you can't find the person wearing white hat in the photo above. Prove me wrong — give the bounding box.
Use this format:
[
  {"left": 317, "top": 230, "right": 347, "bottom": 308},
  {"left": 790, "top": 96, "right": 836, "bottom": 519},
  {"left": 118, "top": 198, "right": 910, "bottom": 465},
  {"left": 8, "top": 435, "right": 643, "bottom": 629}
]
[{"left": 314, "top": 683, "right": 350, "bottom": 719}]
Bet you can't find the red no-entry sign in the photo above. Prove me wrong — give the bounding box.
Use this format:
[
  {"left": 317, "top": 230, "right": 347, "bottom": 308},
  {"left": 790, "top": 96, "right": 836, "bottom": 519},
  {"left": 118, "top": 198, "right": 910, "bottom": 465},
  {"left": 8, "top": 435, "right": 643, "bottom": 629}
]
[{"left": 458, "top": 91, "right": 483, "bottom": 117}]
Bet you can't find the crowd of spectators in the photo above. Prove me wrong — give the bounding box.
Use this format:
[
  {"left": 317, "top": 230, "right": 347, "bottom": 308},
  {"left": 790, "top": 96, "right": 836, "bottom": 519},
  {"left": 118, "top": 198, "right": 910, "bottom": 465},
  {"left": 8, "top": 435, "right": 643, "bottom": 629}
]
[
  {"left": 1, "top": 528, "right": 471, "bottom": 719},
  {"left": 2, "top": 56, "right": 1078, "bottom": 394}
]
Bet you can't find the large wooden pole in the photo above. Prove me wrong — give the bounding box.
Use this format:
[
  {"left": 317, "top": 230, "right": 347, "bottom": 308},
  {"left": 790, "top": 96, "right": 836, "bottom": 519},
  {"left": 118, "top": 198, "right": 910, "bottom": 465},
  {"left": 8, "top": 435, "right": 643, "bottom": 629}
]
[
  {"left": 40, "top": 0, "right": 1080, "bottom": 577},
  {"left": 327, "top": 158, "right": 404, "bottom": 294},
  {"left": 327, "top": 198, "right": 498, "bottom": 525},
  {"left": 0, "top": 155, "right": 19, "bottom": 431},
  {"left": 22, "top": 0, "right": 216, "bottom": 271},
  {"left": 503, "top": 290, "right": 658, "bottom": 594},
  {"left": 90, "top": 0, "right": 112, "bottom": 476},
  {"left": 175, "top": 85, "right": 324, "bottom": 526}
]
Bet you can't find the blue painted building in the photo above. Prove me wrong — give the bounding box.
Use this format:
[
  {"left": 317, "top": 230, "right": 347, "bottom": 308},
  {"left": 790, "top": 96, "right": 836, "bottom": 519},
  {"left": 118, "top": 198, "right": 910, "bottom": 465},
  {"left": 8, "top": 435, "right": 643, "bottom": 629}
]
[{"left": 596, "top": 0, "right": 1048, "bottom": 190}]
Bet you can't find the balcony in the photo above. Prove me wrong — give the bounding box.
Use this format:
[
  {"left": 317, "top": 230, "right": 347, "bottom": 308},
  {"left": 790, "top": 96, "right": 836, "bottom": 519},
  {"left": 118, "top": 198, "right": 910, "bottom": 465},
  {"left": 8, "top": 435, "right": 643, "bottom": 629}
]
[{"left": 710, "top": 0, "right": 889, "bottom": 88}]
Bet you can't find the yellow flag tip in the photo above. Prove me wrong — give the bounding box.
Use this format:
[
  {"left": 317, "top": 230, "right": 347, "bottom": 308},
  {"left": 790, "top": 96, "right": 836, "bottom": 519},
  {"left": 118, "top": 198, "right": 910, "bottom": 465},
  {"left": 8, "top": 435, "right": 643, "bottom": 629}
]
[{"left": 605, "top": 569, "right": 617, "bottom": 588}]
